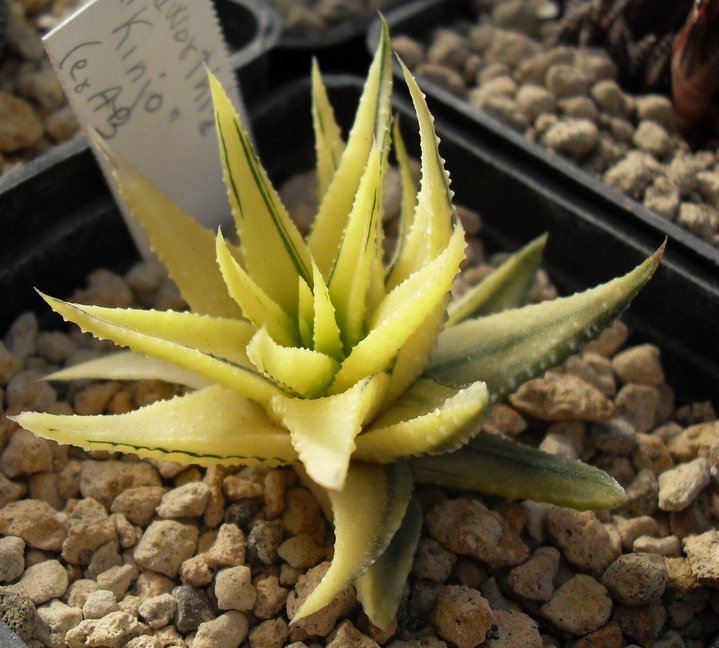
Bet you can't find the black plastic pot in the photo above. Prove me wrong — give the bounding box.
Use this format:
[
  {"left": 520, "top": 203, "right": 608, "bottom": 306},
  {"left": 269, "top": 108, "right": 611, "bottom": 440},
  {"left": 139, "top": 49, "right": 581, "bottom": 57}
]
[
  {"left": 368, "top": 1, "right": 719, "bottom": 266},
  {"left": 3, "top": 76, "right": 717, "bottom": 403}
]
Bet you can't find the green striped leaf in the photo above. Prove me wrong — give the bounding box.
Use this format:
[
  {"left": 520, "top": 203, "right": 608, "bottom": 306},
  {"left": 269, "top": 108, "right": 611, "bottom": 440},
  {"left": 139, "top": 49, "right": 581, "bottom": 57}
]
[
  {"left": 13, "top": 385, "right": 297, "bottom": 467},
  {"left": 40, "top": 294, "right": 281, "bottom": 407},
  {"left": 46, "top": 351, "right": 210, "bottom": 390},
  {"left": 312, "top": 59, "right": 346, "bottom": 199},
  {"left": 355, "top": 496, "right": 422, "bottom": 630},
  {"left": 291, "top": 461, "right": 413, "bottom": 621},
  {"left": 215, "top": 230, "right": 298, "bottom": 347},
  {"left": 209, "top": 72, "right": 312, "bottom": 312},
  {"left": 356, "top": 378, "right": 488, "bottom": 463},
  {"left": 447, "top": 234, "right": 547, "bottom": 325},
  {"left": 308, "top": 19, "right": 392, "bottom": 276},
  {"left": 426, "top": 245, "right": 664, "bottom": 401},
  {"left": 412, "top": 432, "right": 626, "bottom": 509}
]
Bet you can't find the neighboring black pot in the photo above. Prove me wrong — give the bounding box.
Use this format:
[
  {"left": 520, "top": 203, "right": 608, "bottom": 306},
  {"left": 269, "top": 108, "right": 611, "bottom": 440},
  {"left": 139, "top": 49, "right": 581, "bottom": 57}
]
[{"left": 3, "top": 75, "right": 717, "bottom": 403}]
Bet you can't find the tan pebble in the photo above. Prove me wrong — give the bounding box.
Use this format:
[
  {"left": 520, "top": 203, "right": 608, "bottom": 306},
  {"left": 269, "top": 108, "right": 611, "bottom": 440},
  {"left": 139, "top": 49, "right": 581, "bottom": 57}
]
[
  {"left": 546, "top": 507, "right": 619, "bottom": 575},
  {"left": 174, "top": 466, "right": 202, "bottom": 486},
  {"left": 412, "top": 537, "right": 457, "bottom": 582},
  {"left": 63, "top": 578, "right": 99, "bottom": 608},
  {"left": 507, "top": 546, "right": 559, "bottom": 601},
  {"left": 286, "top": 562, "right": 356, "bottom": 636},
  {"left": 194, "top": 610, "right": 249, "bottom": 648},
  {"left": 416, "top": 63, "right": 467, "bottom": 96},
  {"left": 0, "top": 471, "right": 25, "bottom": 508},
  {"left": 570, "top": 621, "right": 623, "bottom": 648},
  {"left": 263, "top": 469, "right": 287, "bottom": 519},
  {"left": 215, "top": 565, "right": 255, "bottom": 611},
  {"left": 132, "top": 572, "right": 174, "bottom": 600},
  {"left": 391, "top": 35, "right": 425, "bottom": 69},
  {"left": 82, "top": 589, "right": 119, "bottom": 619},
  {"left": 612, "top": 344, "right": 664, "bottom": 385},
  {"left": 486, "top": 608, "right": 542, "bottom": 647},
  {"left": 634, "top": 433, "right": 674, "bottom": 473},
  {"left": 45, "top": 105, "right": 80, "bottom": 142},
  {"left": 279, "top": 563, "right": 302, "bottom": 587},
  {"left": 282, "top": 487, "right": 326, "bottom": 543},
  {"left": 426, "top": 498, "right": 528, "bottom": 568},
  {"left": 156, "top": 481, "right": 211, "bottom": 519},
  {"left": 0, "top": 536, "right": 25, "bottom": 583},
  {"left": 72, "top": 269, "right": 133, "bottom": 309},
  {"left": 633, "top": 534, "right": 681, "bottom": 556},
  {"left": 248, "top": 617, "right": 289, "bottom": 648},
  {"left": 0, "top": 341, "right": 22, "bottom": 383},
  {"left": 277, "top": 533, "right": 326, "bottom": 569},
  {"left": 0, "top": 499, "right": 67, "bottom": 550},
  {"left": 432, "top": 584, "right": 494, "bottom": 648},
  {"left": 613, "top": 515, "right": 658, "bottom": 550},
  {"left": 96, "top": 563, "right": 139, "bottom": 599},
  {"left": 111, "top": 486, "right": 167, "bottom": 526},
  {"left": 253, "top": 575, "right": 288, "bottom": 619},
  {"left": 64, "top": 610, "right": 147, "bottom": 648},
  {"left": 601, "top": 553, "right": 667, "bottom": 606},
  {"left": 86, "top": 540, "right": 123, "bottom": 578},
  {"left": 203, "top": 465, "right": 228, "bottom": 529},
  {"left": 612, "top": 602, "right": 666, "bottom": 646},
  {"left": 683, "top": 530, "right": 719, "bottom": 587},
  {"left": 1, "top": 427, "right": 52, "bottom": 477},
  {"left": 481, "top": 403, "right": 526, "bottom": 437},
  {"left": 0, "top": 91, "right": 44, "bottom": 152},
  {"left": 73, "top": 382, "right": 121, "bottom": 415},
  {"left": 223, "top": 474, "right": 264, "bottom": 500},
  {"left": 34, "top": 598, "right": 83, "bottom": 648},
  {"left": 28, "top": 472, "right": 64, "bottom": 509},
  {"left": 131, "top": 379, "right": 178, "bottom": 407},
  {"left": 585, "top": 320, "right": 629, "bottom": 357},
  {"left": 667, "top": 421, "right": 719, "bottom": 463},
  {"left": 61, "top": 497, "right": 117, "bottom": 565},
  {"left": 111, "top": 512, "right": 141, "bottom": 549},
  {"left": 138, "top": 592, "right": 177, "bottom": 629},
  {"left": 180, "top": 554, "right": 213, "bottom": 587},
  {"left": 540, "top": 574, "right": 611, "bottom": 635},
  {"left": 18, "top": 559, "right": 69, "bottom": 604},
  {"left": 658, "top": 457, "right": 711, "bottom": 512},
  {"left": 205, "top": 523, "right": 246, "bottom": 568},
  {"left": 80, "top": 460, "right": 161, "bottom": 509},
  {"left": 327, "top": 619, "right": 379, "bottom": 648},
  {"left": 509, "top": 373, "right": 614, "bottom": 421},
  {"left": 133, "top": 520, "right": 198, "bottom": 578}
]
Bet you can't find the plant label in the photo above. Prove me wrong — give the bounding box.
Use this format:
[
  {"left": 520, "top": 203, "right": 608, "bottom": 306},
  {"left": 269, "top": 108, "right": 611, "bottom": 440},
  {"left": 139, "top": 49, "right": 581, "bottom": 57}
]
[{"left": 44, "top": 0, "right": 245, "bottom": 256}]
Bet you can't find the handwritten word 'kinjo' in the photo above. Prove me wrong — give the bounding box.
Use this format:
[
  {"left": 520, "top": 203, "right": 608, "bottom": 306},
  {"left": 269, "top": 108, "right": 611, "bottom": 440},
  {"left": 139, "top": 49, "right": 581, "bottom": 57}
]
[{"left": 58, "top": 1, "right": 223, "bottom": 140}]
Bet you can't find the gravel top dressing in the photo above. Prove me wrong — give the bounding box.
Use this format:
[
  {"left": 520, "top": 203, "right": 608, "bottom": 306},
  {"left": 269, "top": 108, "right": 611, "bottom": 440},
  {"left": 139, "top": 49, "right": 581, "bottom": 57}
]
[
  {"left": 391, "top": 0, "right": 719, "bottom": 247},
  {"left": 1, "top": 169, "right": 718, "bottom": 648}
]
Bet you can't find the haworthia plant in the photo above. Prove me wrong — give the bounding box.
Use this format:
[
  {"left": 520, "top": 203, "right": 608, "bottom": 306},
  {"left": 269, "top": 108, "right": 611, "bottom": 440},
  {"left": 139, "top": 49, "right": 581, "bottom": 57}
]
[{"left": 14, "top": 22, "right": 663, "bottom": 629}]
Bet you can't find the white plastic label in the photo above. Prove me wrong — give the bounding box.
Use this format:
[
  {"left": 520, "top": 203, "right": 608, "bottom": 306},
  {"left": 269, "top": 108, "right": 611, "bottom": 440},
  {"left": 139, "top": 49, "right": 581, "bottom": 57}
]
[{"left": 44, "top": 0, "right": 246, "bottom": 255}]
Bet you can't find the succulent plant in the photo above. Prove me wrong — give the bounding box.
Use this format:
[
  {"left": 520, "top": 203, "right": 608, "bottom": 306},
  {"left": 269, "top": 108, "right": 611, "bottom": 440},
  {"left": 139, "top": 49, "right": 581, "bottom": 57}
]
[{"left": 14, "top": 24, "right": 662, "bottom": 628}]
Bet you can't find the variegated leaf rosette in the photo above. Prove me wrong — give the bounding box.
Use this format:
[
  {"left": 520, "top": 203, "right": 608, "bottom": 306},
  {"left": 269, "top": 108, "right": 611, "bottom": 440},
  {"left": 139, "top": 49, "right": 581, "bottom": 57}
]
[{"left": 14, "top": 23, "right": 663, "bottom": 628}]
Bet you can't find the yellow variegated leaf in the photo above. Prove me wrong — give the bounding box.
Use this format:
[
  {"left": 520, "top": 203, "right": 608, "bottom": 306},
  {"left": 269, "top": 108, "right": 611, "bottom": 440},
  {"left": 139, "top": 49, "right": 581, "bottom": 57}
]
[
  {"left": 97, "top": 139, "right": 242, "bottom": 319},
  {"left": 386, "top": 62, "right": 455, "bottom": 290},
  {"left": 40, "top": 294, "right": 282, "bottom": 406},
  {"left": 246, "top": 327, "right": 339, "bottom": 398},
  {"left": 355, "top": 496, "right": 422, "bottom": 630},
  {"left": 328, "top": 142, "right": 382, "bottom": 349},
  {"left": 298, "top": 277, "right": 315, "bottom": 350},
  {"left": 381, "top": 302, "right": 448, "bottom": 412},
  {"left": 269, "top": 374, "right": 389, "bottom": 490},
  {"left": 355, "top": 379, "right": 488, "bottom": 463},
  {"left": 312, "top": 59, "right": 346, "bottom": 199},
  {"left": 447, "top": 234, "right": 547, "bottom": 325},
  {"left": 216, "top": 231, "right": 298, "bottom": 347},
  {"left": 292, "top": 461, "right": 413, "bottom": 621},
  {"left": 388, "top": 118, "right": 419, "bottom": 269},
  {"left": 330, "top": 226, "right": 466, "bottom": 394},
  {"left": 311, "top": 261, "right": 343, "bottom": 361},
  {"left": 209, "top": 72, "right": 312, "bottom": 311},
  {"left": 46, "top": 351, "right": 210, "bottom": 390},
  {"left": 13, "top": 385, "right": 296, "bottom": 466},
  {"left": 308, "top": 19, "right": 392, "bottom": 275}
]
